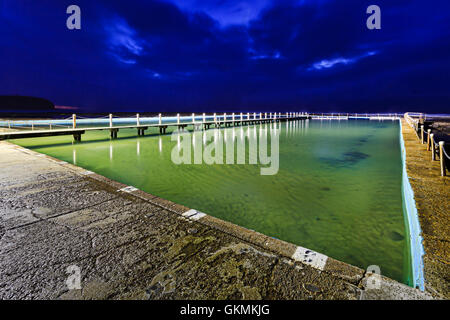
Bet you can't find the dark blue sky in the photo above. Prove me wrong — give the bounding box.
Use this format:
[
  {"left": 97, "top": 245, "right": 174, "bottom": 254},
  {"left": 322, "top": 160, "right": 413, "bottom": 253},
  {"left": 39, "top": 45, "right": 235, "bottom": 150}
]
[{"left": 1, "top": 0, "right": 449, "bottom": 113}]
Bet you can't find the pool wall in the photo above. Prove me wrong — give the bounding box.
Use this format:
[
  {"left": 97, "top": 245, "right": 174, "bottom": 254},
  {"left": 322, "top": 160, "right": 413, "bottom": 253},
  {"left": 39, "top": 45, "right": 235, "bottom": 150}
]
[{"left": 399, "top": 120, "right": 425, "bottom": 290}]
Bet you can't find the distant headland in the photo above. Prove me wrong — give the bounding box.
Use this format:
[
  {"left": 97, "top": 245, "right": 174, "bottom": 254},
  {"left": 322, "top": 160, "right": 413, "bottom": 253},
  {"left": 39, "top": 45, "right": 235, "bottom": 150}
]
[{"left": 0, "top": 95, "right": 54, "bottom": 113}]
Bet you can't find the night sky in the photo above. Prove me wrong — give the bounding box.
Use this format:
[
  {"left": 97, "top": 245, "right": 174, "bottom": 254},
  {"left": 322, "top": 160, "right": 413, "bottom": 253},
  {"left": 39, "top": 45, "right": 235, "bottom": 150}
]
[{"left": 1, "top": 0, "right": 449, "bottom": 113}]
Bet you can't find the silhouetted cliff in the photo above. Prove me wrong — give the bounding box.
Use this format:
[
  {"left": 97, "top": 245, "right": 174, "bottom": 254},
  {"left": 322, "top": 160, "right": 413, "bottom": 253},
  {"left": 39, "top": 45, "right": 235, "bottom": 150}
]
[{"left": 0, "top": 95, "right": 54, "bottom": 112}]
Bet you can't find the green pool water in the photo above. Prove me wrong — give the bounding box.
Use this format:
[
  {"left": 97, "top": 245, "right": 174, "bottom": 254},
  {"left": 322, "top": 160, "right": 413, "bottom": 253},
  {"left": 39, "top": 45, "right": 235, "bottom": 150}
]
[{"left": 11, "top": 119, "right": 412, "bottom": 284}]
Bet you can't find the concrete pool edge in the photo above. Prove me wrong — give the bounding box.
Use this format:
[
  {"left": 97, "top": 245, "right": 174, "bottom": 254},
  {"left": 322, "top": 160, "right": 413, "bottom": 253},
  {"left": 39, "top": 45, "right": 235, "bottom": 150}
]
[
  {"left": 399, "top": 120, "right": 426, "bottom": 290},
  {"left": 399, "top": 120, "right": 450, "bottom": 299},
  {"left": 0, "top": 140, "right": 434, "bottom": 299}
]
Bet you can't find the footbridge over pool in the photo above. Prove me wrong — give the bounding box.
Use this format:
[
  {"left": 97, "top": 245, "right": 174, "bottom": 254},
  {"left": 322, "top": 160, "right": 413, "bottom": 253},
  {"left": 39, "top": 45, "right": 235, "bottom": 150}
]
[{"left": 0, "top": 112, "right": 308, "bottom": 141}]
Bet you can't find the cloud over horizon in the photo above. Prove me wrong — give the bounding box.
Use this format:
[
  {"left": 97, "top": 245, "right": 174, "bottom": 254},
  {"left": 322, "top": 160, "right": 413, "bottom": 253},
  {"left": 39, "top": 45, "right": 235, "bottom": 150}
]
[{"left": 1, "top": 0, "right": 449, "bottom": 113}]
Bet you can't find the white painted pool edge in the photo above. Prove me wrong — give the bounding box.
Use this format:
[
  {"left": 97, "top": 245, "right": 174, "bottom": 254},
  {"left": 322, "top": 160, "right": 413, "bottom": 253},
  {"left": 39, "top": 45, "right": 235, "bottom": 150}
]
[{"left": 399, "top": 119, "right": 425, "bottom": 291}]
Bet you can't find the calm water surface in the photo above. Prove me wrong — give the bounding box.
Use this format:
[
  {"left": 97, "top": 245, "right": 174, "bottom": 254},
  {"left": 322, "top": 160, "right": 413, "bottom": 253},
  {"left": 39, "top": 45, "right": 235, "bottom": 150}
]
[{"left": 12, "top": 119, "right": 411, "bottom": 284}]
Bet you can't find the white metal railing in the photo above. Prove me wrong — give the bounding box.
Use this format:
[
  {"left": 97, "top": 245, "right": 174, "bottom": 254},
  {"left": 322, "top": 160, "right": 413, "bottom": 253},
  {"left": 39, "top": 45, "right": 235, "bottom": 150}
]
[{"left": 0, "top": 112, "right": 301, "bottom": 132}]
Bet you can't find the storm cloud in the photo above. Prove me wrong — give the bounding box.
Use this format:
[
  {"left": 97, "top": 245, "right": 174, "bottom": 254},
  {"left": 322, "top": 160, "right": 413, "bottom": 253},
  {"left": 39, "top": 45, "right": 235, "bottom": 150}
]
[{"left": 1, "top": 0, "right": 449, "bottom": 113}]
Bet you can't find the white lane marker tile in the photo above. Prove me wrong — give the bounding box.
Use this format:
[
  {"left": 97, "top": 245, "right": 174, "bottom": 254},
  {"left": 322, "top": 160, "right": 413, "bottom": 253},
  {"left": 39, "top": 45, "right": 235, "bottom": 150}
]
[
  {"left": 182, "top": 209, "right": 207, "bottom": 221},
  {"left": 118, "top": 186, "right": 138, "bottom": 193},
  {"left": 292, "top": 246, "right": 328, "bottom": 270}
]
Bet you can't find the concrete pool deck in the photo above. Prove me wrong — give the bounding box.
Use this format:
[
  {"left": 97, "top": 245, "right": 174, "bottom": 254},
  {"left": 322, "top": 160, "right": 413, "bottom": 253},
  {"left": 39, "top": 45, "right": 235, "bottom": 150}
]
[
  {"left": 401, "top": 120, "right": 449, "bottom": 299},
  {"left": 0, "top": 140, "right": 433, "bottom": 300}
]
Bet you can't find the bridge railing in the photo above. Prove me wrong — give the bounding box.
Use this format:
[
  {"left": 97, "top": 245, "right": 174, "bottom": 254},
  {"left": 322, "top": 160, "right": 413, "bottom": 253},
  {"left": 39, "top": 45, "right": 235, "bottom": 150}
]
[
  {"left": 0, "top": 119, "right": 72, "bottom": 131},
  {"left": 0, "top": 112, "right": 303, "bottom": 132},
  {"left": 1, "top": 112, "right": 407, "bottom": 131},
  {"left": 308, "top": 112, "right": 401, "bottom": 119}
]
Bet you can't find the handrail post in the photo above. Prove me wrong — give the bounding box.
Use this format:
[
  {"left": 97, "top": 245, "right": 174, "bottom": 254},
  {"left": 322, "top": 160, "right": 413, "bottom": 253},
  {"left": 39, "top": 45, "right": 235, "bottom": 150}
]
[
  {"left": 73, "top": 114, "right": 76, "bottom": 129},
  {"left": 232, "top": 112, "right": 235, "bottom": 122},
  {"left": 136, "top": 113, "right": 140, "bottom": 126},
  {"left": 421, "top": 125, "right": 424, "bottom": 144},
  {"left": 431, "top": 134, "right": 436, "bottom": 161},
  {"left": 224, "top": 113, "right": 227, "bottom": 122},
  {"left": 240, "top": 112, "right": 243, "bottom": 121},
  {"left": 192, "top": 113, "right": 195, "bottom": 123},
  {"left": 109, "top": 114, "right": 113, "bottom": 128},
  {"left": 427, "top": 129, "right": 431, "bottom": 150},
  {"left": 203, "top": 113, "right": 206, "bottom": 123},
  {"left": 214, "top": 113, "right": 217, "bottom": 123},
  {"left": 439, "top": 141, "right": 446, "bottom": 176},
  {"left": 159, "top": 113, "right": 162, "bottom": 125},
  {"left": 177, "top": 113, "right": 180, "bottom": 124}
]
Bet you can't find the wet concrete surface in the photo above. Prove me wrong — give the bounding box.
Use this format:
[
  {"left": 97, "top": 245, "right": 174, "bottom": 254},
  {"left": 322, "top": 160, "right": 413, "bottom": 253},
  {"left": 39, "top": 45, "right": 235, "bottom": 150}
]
[
  {"left": 401, "top": 120, "right": 449, "bottom": 299},
  {"left": 0, "top": 141, "right": 433, "bottom": 300}
]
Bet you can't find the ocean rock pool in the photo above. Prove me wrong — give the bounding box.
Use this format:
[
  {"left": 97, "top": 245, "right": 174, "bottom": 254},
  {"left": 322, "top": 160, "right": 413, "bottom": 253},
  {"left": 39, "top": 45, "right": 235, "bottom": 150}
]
[{"left": 11, "top": 119, "right": 412, "bottom": 284}]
